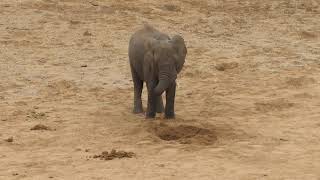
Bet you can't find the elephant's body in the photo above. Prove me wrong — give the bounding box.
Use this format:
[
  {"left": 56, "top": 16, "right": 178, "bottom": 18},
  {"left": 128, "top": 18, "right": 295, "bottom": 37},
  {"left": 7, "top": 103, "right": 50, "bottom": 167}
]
[{"left": 128, "top": 24, "right": 187, "bottom": 119}]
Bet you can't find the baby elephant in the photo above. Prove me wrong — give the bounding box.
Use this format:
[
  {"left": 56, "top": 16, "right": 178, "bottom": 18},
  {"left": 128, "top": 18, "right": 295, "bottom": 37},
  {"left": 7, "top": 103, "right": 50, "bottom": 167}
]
[{"left": 128, "top": 24, "right": 187, "bottom": 119}]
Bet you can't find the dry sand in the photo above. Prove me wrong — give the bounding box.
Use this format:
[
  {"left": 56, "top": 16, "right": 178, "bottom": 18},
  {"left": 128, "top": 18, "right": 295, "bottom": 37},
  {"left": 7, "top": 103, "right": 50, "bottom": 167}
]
[{"left": 1, "top": 0, "right": 320, "bottom": 179}]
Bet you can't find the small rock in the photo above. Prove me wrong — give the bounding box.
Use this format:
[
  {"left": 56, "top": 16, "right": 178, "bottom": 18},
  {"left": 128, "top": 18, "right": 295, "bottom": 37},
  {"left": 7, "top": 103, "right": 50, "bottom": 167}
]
[
  {"left": 85, "top": 149, "right": 90, "bottom": 152},
  {"left": 30, "top": 124, "right": 51, "bottom": 131},
  {"left": 186, "top": 92, "right": 192, "bottom": 96},
  {"left": 156, "top": 164, "right": 165, "bottom": 167},
  {"left": 81, "top": 64, "right": 88, "bottom": 67},
  {"left": 70, "top": 20, "right": 81, "bottom": 25},
  {"left": 89, "top": 1, "right": 99, "bottom": 6},
  {"left": 5, "top": 137, "right": 13, "bottom": 142},
  {"left": 83, "top": 30, "right": 92, "bottom": 36}
]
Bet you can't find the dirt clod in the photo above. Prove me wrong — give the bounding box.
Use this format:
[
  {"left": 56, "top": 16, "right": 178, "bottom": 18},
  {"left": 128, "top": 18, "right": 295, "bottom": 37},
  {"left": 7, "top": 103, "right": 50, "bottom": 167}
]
[
  {"left": 215, "top": 62, "right": 239, "bottom": 71},
  {"left": 89, "top": 1, "right": 99, "bottom": 6},
  {"left": 93, "top": 149, "right": 135, "bottom": 160},
  {"left": 83, "top": 30, "right": 92, "bottom": 36},
  {"left": 5, "top": 137, "right": 13, "bottom": 142},
  {"left": 70, "top": 20, "right": 81, "bottom": 25},
  {"left": 30, "top": 124, "right": 51, "bottom": 131}
]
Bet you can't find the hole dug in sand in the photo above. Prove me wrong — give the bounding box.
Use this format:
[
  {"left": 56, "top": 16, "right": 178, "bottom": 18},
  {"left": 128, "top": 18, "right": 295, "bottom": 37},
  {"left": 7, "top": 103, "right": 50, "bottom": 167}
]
[{"left": 153, "top": 123, "right": 217, "bottom": 145}]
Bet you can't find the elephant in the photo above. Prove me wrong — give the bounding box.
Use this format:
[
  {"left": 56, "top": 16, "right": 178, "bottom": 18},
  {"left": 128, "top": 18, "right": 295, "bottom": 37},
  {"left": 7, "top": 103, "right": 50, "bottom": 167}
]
[{"left": 128, "top": 24, "right": 187, "bottom": 119}]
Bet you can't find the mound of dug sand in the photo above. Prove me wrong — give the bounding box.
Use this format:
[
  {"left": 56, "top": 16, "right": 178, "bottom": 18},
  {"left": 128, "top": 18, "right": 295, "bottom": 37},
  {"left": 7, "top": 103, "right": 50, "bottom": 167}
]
[
  {"left": 93, "top": 149, "right": 135, "bottom": 160},
  {"left": 30, "top": 124, "right": 51, "bottom": 131},
  {"left": 215, "top": 62, "right": 239, "bottom": 71},
  {"left": 153, "top": 123, "right": 217, "bottom": 145}
]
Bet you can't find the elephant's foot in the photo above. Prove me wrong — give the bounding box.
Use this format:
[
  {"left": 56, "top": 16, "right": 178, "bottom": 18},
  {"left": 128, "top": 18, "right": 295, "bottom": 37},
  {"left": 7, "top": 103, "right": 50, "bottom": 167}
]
[
  {"left": 164, "top": 112, "right": 175, "bottom": 119},
  {"left": 133, "top": 108, "right": 143, "bottom": 114},
  {"left": 145, "top": 111, "right": 156, "bottom": 119},
  {"left": 156, "top": 105, "right": 164, "bottom": 113},
  {"left": 133, "top": 101, "right": 143, "bottom": 114}
]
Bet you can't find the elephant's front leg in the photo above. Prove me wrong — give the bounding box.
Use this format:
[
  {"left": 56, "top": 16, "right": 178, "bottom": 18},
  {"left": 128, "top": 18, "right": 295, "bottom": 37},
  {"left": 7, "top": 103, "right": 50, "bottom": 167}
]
[
  {"left": 146, "top": 81, "right": 157, "bottom": 118},
  {"left": 165, "top": 81, "right": 176, "bottom": 119}
]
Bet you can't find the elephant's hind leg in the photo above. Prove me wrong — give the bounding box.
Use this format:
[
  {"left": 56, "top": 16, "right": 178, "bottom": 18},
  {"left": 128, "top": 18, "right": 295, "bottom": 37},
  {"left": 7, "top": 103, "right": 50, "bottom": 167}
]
[
  {"left": 146, "top": 81, "right": 157, "bottom": 118},
  {"left": 156, "top": 96, "right": 164, "bottom": 113},
  {"left": 130, "top": 67, "right": 143, "bottom": 114}
]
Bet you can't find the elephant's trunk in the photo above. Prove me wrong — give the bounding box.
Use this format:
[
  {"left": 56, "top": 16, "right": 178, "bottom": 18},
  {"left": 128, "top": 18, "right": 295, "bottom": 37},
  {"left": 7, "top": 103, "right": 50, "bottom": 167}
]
[
  {"left": 154, "top": 80, "right": 170, "bottom": 96},
  {"left": 154, "top": 63, "right": 177, "bottom": 96},
  {"left": 154, "top": 68, "right": 172, "bottom": 95}
]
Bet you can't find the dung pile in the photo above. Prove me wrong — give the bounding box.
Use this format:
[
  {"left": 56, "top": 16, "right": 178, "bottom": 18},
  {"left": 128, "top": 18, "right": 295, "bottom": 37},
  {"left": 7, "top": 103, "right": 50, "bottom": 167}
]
[{"left": 93, "top": 149, "right": 135, "bottom": 160}]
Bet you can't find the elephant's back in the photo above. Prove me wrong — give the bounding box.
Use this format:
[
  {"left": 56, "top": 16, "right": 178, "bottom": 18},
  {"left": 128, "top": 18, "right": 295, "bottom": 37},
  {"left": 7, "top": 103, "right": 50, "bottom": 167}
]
[{"left": 129, "top": 27, "right": 169, "bottom": 60}]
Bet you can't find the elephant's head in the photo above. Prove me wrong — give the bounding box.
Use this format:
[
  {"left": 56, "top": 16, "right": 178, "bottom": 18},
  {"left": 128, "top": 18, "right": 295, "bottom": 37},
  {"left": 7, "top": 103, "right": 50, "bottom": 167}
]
[{"left": 144, "top": 35, "right": 187, "bottom": 95}]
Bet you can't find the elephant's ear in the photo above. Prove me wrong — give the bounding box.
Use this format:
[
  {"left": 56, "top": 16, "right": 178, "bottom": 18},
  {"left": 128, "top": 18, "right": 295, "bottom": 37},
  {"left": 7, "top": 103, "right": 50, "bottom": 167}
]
[
  {"left": 171, "top": 35, "right": 187, "bottom": 73},
  {"left": 143, "top": 51, "right": 154, "bottom": 81},
  {"left": 143, "top": 38, "right": 157, "bottom": 80}
]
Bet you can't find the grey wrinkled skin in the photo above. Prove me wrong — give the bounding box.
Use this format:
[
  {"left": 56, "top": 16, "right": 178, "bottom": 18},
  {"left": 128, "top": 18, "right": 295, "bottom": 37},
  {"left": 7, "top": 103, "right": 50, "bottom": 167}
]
[{"left": 128, "top": 24, "right": 187, "bottom": 119}]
